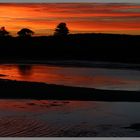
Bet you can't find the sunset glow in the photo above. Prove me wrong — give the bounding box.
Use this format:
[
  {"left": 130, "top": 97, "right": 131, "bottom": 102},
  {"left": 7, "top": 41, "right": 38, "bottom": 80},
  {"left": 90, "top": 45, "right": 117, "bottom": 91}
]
[{"left": 0, "top": 3, "right": 140, "bottom": 35}]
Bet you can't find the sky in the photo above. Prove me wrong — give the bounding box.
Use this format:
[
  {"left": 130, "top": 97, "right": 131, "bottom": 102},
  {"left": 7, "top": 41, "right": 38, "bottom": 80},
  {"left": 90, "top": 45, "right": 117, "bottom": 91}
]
[
  {"left": 0, "top": 3, "right": 140, "bottom": 36},
  {"left": 0, "top": 0, "right": 140, "bottom": 3}
]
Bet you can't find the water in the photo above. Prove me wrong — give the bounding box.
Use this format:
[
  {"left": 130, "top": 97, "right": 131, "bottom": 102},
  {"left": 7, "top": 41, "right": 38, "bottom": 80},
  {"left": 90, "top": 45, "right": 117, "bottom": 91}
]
[
  {"left": 0, "top": 99, "right": 140, "bottom": 136},
  {"left": 0, "top": 64, "right": 140, "bottom": 91},
  {"left": 0, "top": 63, "right": 140, "bottom": 136}
]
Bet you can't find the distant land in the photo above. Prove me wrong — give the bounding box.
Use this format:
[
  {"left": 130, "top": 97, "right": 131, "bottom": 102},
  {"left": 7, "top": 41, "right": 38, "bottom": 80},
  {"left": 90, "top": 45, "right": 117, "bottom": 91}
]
[{"left": 0, "top": 33, "right": 140, "bottom": 64}]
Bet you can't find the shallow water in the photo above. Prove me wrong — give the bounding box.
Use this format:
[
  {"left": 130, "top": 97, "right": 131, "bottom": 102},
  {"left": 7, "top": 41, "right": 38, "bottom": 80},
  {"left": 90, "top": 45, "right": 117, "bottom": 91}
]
[
  {"left": 0, "top": 99, "right": 140, "bottom": 137},
  {"left": 0, "top": 63, "right": 140, "bottom": 136},
  {"left": 0, "top": 64, "right": 140, "bottom": 91}
]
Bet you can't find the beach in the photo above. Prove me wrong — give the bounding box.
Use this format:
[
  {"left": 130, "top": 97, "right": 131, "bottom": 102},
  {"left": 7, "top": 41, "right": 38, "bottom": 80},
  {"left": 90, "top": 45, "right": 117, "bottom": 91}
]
[
  {"left": 0, "top": 99, "right": 140, "bottom": 137},
  {"left": 0, "top": 1, "right": 139, "bottom": 137},
  {"left": 0, "top": 62, "right": 140, "bottom": 136},
  {"left": 0, "top": 78, "right": 139, "bottom": 101}
]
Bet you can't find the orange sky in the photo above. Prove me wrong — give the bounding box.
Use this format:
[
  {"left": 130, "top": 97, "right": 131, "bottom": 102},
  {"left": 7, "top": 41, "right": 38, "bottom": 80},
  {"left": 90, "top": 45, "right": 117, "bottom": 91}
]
[{"left": 0, "top": 3, "right": 140, "bottom": 35}]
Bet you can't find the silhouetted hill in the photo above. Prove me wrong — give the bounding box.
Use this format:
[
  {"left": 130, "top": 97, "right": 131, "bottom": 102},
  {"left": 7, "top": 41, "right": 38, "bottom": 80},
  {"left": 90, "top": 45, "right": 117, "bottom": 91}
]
[{"left": 0, "top": 33, "right": 139, "bottom": 63}]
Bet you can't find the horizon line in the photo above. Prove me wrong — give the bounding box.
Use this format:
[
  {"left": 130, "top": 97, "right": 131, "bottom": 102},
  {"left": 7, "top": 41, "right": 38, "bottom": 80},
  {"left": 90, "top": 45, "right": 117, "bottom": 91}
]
[{"left": 6, "top": 32, "right": 140, "bottom": 37}]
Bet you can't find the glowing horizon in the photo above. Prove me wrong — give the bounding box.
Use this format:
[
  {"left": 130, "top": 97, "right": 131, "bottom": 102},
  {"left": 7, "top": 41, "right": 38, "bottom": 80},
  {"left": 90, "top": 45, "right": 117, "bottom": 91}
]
[
  {"left": 0, "top": 0, "right": 140, "bottom": 3},
  {"left": 0, "top": 3, "right": 140, "bottom": 36}
]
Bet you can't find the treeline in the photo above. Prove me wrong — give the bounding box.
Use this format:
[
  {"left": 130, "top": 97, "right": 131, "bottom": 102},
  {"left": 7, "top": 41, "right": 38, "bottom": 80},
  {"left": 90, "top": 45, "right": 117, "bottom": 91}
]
[
  {"left": 0, "top": 33, "right": 139, "bottom": 64},
  {"left": 0, "top": 23, "right": 69, "bottom": 37}
]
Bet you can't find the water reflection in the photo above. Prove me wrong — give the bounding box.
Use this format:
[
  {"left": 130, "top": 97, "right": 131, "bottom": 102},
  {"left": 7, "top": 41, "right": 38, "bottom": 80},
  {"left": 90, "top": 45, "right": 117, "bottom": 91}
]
[
  {"left": 0, "top": 64, "right": 140, "bottom": 91},
  {"left": 17, "top": 65, "right": 33, "bottom": 76}
]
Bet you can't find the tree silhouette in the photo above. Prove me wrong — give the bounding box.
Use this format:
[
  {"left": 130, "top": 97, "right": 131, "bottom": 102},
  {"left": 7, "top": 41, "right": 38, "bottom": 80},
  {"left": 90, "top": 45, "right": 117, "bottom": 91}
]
[
  {"left": 54, "top": 23, "right": 69, "bottom": 36},
  {"left": 17, "top": 28, "right": 34, "bottom": 37},
  {"left": 0, "top": 27, "right": 10, "bottom": 37}
]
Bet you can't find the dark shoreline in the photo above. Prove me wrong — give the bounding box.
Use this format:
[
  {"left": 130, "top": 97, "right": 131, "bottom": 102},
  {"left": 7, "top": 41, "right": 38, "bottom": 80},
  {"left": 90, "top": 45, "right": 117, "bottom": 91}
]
[
  {"left": 0, "top": 78, "right": 140, "bottom": 102},
  {"left": 0, "top": 60, "right": 140, "bottom": 70}
]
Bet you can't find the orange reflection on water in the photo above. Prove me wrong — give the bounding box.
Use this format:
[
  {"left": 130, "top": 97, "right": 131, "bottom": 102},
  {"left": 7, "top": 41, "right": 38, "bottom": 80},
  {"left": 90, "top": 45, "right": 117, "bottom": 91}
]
[
  {"left": 0, "top": 99, "right": 98, "bottom": 113},
  {"left": 0, "top": 64, "right": 140, "bottom": 91}
]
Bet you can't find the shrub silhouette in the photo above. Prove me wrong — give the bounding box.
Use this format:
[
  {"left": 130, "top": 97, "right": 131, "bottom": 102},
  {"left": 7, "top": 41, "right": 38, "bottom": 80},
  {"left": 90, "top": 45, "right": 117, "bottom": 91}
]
[
  {"left": 17, "top": 28, "right": 34, "bottom": 37},
  {"left": 0, "top": 27, "right": 10, "bottom": 37},
  {"left": 54, "top": 23, "right": 69, "bottom": 36}
]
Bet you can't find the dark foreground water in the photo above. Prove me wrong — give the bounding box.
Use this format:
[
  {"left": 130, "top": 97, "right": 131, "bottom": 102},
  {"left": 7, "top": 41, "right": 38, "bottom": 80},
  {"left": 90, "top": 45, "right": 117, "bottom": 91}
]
[{"left": 0, "top": 99, "right": 140, "bottom": 137}]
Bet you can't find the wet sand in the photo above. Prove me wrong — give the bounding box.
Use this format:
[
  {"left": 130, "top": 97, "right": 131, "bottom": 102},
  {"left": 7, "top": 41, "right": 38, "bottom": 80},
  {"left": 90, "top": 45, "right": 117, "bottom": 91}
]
[
  {"left": 0, "top": 76, "right": 140, "bottom": 137},
  {"left": 0, "top": 78, "right": 140, "bottom": 101},
  {"left": 0, "top": 99, "right": 140, "bottom": 137},
  {"left": 0, "top": 62, "right": 139, "bottom": 137}
]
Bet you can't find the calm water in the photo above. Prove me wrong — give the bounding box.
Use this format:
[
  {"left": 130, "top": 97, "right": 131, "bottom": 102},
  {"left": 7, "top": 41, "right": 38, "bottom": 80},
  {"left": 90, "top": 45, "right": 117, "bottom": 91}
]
[{"left": 0, "top": 64, "right": 140, "bottom": 91}]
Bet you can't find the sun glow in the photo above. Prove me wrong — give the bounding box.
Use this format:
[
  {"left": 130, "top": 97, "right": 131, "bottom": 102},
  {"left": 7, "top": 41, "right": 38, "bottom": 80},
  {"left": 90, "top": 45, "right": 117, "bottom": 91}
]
[{"left": 0, "top": 3, "right": 139, "bottom": 35}]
